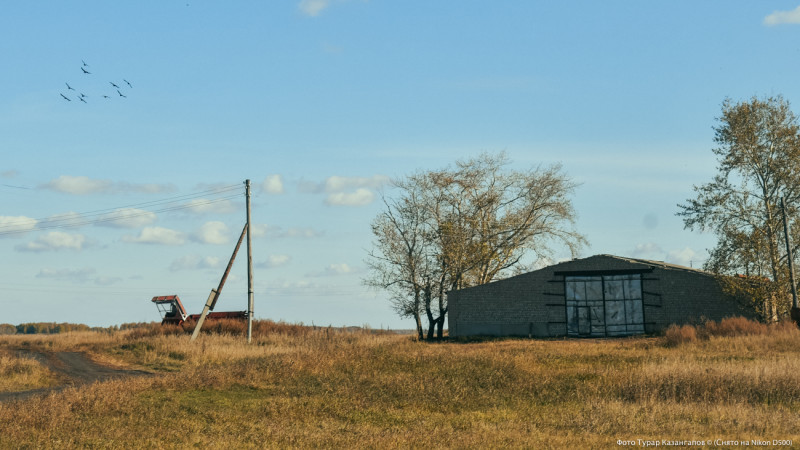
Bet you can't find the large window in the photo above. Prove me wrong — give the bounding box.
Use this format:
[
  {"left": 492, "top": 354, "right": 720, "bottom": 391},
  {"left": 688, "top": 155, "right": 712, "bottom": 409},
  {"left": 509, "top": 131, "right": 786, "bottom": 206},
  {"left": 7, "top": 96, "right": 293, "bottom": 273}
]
[{"left": 565, "top": 274, "right": 644, "bottom": 337}]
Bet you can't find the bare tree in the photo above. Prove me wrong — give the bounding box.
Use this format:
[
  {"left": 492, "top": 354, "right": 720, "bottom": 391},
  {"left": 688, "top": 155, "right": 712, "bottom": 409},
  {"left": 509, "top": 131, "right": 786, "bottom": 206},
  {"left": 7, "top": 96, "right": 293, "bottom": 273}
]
[
  {"left": 366, "top": 152, "right": 586, "bottom": 339},
  {"left": 364, "top": 187, "right": 431, "bottom": 340},
  {"left": 678, "top": 95, "right": 800, "bottom": 320}
]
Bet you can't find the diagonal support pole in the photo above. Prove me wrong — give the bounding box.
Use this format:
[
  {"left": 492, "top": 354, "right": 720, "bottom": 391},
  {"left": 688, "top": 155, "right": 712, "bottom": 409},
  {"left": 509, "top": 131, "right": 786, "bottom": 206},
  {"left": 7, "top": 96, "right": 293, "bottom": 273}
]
[
  {"left": 190, "top": 289, "right": 218, "bottom": 342},
  {"left": 190, "top": 223, "right": 248, "bottom": 341}
]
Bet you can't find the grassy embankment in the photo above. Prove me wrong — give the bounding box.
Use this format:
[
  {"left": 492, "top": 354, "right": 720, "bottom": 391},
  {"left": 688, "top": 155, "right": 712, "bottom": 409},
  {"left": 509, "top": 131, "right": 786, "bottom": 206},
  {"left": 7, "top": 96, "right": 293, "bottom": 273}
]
[{"left": 0, "top": 318, "right": 799, "bottom": 448}]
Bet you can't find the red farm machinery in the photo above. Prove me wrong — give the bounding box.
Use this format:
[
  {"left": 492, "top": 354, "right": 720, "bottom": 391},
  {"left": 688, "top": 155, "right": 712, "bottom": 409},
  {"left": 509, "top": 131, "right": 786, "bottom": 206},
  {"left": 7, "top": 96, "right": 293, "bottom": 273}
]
[
  {"left": 151, "top": 295, "right": 246, "bottom": 326},
  {"left": 150, "top": 213, "right": 253, "bottom": 341}
]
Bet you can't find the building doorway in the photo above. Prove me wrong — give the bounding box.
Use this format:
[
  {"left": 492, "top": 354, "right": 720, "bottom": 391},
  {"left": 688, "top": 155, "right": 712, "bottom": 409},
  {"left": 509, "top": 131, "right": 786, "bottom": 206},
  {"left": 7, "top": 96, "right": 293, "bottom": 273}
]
[{"left": 565, "top": 274, "right": 644, "bottom": 337}]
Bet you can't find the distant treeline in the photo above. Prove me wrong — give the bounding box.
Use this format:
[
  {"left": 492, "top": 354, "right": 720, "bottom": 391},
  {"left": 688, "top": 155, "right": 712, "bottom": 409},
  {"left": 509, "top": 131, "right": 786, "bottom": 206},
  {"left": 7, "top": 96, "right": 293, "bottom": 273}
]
[{"left": 0, "top": 322, "right": 153, "bottom": 335}]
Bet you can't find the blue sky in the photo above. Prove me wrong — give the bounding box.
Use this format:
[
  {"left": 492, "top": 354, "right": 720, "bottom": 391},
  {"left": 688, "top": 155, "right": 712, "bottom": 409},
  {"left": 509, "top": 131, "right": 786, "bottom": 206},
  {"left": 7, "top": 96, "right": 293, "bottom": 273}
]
[{"left": 2, "top": 1, "right": 800, "bottom": 328}]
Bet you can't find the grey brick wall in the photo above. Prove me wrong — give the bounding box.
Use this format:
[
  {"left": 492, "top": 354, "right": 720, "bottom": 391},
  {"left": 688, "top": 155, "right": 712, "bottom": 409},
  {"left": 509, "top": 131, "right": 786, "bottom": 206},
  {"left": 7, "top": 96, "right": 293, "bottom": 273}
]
[{"left": 448, "top": 254, "right": 754, "bottom": 337}]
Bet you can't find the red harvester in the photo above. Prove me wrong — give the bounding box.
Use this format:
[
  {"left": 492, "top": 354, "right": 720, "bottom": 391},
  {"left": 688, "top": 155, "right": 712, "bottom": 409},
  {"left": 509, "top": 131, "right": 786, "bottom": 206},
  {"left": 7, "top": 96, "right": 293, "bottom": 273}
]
[{"left": 151, "top": 295, "right": 246, "bottom": 326}]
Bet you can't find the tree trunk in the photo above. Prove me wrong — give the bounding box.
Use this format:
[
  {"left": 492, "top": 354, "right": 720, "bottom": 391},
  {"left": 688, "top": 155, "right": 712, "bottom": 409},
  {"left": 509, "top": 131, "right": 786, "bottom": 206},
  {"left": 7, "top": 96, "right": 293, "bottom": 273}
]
[
  {"left": 764, "top": 199, "right": 782, "bottom": 323},
  {"left": 426, "top": 309, "right": 436, "bottom": 341},
  {"left": 436, "top": 287, "right": 447, "bottom": 339},
  {"left": 424, "top": 281, "right": 435, "bottom": 341},
  {"left": 413, "top": 312, "right": 424, "bottom": 341},
  {"left": 413, "top": 288, "right": 423, "bottom": 340}
]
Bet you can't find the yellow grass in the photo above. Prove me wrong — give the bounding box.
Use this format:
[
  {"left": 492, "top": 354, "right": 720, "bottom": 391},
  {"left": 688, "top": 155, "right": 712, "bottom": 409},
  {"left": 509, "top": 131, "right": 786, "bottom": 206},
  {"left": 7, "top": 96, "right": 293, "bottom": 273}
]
[
  {"left": 0, "top": 350, "right": 60, "bottom": 392},
  {"left": 1, "top": 320, "right": 799, "bottom": 448}
]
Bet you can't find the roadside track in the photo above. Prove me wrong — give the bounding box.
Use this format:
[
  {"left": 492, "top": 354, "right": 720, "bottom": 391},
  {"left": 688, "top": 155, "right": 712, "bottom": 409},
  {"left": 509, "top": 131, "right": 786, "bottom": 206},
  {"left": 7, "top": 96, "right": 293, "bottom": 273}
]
[{"left": 0, "top": 350, "right": 152, "bottom": 402}]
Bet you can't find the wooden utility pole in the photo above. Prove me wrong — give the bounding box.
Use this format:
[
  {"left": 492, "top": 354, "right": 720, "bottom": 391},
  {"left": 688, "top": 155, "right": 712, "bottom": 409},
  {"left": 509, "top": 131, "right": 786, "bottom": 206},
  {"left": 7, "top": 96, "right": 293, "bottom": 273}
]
[{"left": 246, "top": 179, "right": 254, "bottom": 343}]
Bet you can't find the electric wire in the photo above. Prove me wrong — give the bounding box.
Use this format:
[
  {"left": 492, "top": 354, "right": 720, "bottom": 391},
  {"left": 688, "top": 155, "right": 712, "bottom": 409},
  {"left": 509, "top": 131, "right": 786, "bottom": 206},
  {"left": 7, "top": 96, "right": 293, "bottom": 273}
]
[
  {"left": 0, "top": 184, "right": 243, "bottom": 236},
  {"left": 16, "top": 195, "right": 241, "bottom": 233},
  {"left": 1, "top": 184, "right": 240, "bottom": 224},
  {"left": 0, "top": 184, "right": 241, "bottom": 228},
  {"left": 2, "top": 282, "right": 378, "bottom": 298}
]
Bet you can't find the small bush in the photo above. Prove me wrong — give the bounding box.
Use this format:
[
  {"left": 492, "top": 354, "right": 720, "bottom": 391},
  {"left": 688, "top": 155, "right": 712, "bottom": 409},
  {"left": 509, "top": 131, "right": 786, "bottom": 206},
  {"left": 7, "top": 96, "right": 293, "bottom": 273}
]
[
  {"left": 703, "top": 316, "right": 768, "bottom": 337},
  {"left": 664, "top": 316, "right": 799, "bottom": 346},
  {"left": 664, "top": 324, "right": 697, "bottom": 346},
  {"left": 769, "top": 319, "right": 800, "bottom": 335}
]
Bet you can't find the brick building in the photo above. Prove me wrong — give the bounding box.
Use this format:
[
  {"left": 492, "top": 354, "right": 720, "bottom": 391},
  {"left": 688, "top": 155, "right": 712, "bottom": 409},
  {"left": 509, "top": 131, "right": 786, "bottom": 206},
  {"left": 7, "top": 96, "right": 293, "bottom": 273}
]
[{"left": 447, "top": 254, "right": 754, "bottom": 337}]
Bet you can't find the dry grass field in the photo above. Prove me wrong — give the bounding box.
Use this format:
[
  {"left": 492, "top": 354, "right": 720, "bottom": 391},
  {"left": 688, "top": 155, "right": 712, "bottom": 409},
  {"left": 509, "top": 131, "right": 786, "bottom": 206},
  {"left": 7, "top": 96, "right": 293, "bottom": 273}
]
[{"left": 0, "top": 318, "right": 799, "bottom": 449}]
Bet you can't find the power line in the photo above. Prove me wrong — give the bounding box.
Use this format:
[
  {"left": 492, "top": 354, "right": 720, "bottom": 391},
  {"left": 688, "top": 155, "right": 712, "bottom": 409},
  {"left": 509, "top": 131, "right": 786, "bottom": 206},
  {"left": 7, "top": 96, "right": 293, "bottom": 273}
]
[
  {"left": 1, "top": 184, "right": 33, "bottom": 190},
  {"left": 31, "top": 196, "right": 239, "bottom": 234},
  {"left": 0, "top": 185, "right": 243, "bottom": 236}
]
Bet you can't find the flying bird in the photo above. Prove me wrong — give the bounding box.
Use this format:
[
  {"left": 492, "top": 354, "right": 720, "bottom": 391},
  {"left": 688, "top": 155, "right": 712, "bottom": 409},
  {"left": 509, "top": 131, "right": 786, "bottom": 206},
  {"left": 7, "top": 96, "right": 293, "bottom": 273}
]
[
  {"left": 79, "top": 97, "right": 87, "bottom": 103},
  {"left": 110, "top": 81, "right": 119, "bottom": 88},
  {"left": 123, "top": 79, "right": 132, "bottom": 88},
  {"left": 79, "top": 93, "right": 87, "bottom": 99},
  {"left": 117, "top": 89, "right": 126, "bottom": 98},
  {"left": 82, "top": 60, "right": 89, "bottom": 67},
  {"left": 60, "top": 93, "right": 71, "bottom": 101},
  {"left": 65, "top": 82, "right": 75, "bottom": 90},
  {"left": 103, "top": 95, "right": 110, "bottom": 99},
  {"left": 81, "top": 66, "right": 91, "bottom": 74}
]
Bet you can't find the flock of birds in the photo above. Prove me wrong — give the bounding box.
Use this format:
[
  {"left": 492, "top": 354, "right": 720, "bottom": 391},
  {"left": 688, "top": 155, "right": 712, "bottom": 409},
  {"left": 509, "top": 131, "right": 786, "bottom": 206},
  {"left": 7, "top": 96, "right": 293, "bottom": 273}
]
[{"left": 59, "top": 60, "right": 133, "bottom": 103}]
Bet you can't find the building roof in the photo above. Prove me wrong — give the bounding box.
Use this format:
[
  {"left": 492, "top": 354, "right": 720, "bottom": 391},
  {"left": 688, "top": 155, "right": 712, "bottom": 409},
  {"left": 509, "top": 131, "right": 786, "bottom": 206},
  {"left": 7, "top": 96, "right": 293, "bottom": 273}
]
[
  {"left": 590, "top": 254, "right": 709, "bottom": 274},
  {"left": 448, "top": 254, "right": 713, "bottom": 295}
]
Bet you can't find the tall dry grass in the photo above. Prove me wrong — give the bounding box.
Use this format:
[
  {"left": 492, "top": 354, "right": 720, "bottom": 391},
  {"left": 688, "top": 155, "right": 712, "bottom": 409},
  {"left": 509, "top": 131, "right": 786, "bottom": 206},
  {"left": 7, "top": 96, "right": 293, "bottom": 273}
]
[
  {"left": 0, "top": 318, "right": 798, "bottom": 448},
  {"left": 0, "top": 350, "right": 60, "bottom": 392},
  {"left": 664, "top": 316, "right": 798, "bottom": 346}
]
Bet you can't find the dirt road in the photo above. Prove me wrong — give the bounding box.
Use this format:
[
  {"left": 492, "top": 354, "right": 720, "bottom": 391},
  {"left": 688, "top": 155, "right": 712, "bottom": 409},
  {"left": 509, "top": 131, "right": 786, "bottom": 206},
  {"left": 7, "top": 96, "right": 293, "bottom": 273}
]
[{"left": 0, "top": 351, "right": 152, "bottom": 402}]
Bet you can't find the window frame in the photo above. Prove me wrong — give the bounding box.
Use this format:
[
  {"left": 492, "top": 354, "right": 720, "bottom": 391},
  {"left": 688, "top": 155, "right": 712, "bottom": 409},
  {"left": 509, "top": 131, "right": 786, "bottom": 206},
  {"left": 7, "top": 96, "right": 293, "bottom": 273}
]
[{"left": 564, "top": 273, "right": 645, "bottom": 337}]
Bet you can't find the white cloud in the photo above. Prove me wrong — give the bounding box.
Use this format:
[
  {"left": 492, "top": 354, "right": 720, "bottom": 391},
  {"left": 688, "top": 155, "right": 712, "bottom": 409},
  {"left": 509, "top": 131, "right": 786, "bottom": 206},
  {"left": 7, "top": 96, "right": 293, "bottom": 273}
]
[
  {"left": 122, "top": 227, "right": 186, "bottom": 245},
  {"left": 300, "top": 175, "right": 388, "bottom": 206},
  {"left": 248, "top": 224, "right": 324, "bottom": 239},
  {"left": 263, "top": 278, "right": 321, "bottom": 295},
  {"left": 262, "top": 174, "right": 284, "bottom": 194},
  {"left": 96, "top": 208, "right": 157, "bottom": 228},
  {"left": 0, "top": 215, "right": 38, "bottom": 237},
  {"left": 299, "top": 0, "right": 329, "bottom": 16},
  {"left": 323, "top": 175, "right": 389, "bottom": 193},
  {"left": 666, "top": 247, "right": 699, "bottom": 268},
  {"left": 631, "top": 242, "right": 663, "bottom": 259},
  {"left": 764, "top": 6, "right": 800, "bottom": 26},
  {"left": 191, "top": 221, "right": 230, "bottom": 245},
  {"left": 41, "top": 175, "right": 112, "bottom": 194},
  {"left": 308, "top": 262, "right": 356, "bottom": 277},
  {"left": 94, "top": 276, "right": 122, "bottom": 286},
  {"left": 325, "top": 188, "right": 375, "bottom": 206},
  {"left": 298, "top": 0, "right": 367, "bottom": 17},
  {"left": 256, "top": 254, "right": 291, "bottom": 269},
  {"left": 326, "top": 263, "right": 353, "bottom": 275},
  {"left": 184, "top": 199, "right": 238, "bottom": 214},
  {"left": 169, "top": 255, "right": 222, "bottom": 272},
  {"left": 120, "top": 182, "right": 177, "bottom": 194},
  {"left": 199, "top": 256, "right": 221, "bottom": 269},
  {"left": 40, "top": 175, "right": 175, "bottom": 195},
  {"left": 15, "top": 231, "right": 87, "bottom": 252},
  {"left": 321, "top": 175, "right": 389, "bottom": 206},
  {"left": 36, "top": 267, "right": 96, "bottom": 283},
  {"left": 298, "top": 175, "right": 389, "bottom": 194},
  {"left": 249, "top": 223, "right": 273, "bottom": 238},
  {"left": 282, "top": 227, "right": 325, "bottom": 238}
]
